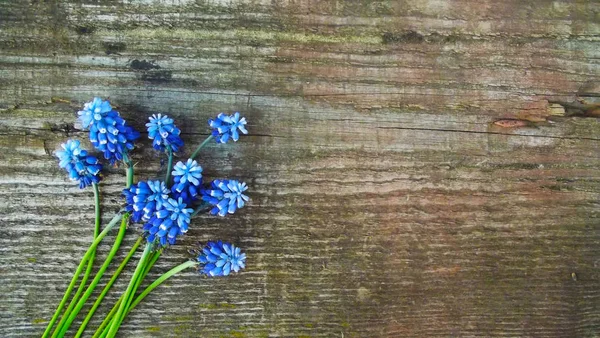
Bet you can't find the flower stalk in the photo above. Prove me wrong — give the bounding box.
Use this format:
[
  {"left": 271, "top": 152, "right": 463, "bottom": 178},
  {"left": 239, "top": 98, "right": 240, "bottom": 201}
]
[
  {"left": 106, "top": 243, "right": 152, "bottom": 337},
  {"left": 42, "top": 212, "right": 122, "bottom": 338},
  {"left": 48, "top": 183, "right": 103, "bottom": 337},
  {"left": 103, "top": 241, "right": 246, "bottom": 335},
  {"left": 165, "top": 146, "right": 174, "bottom": 185},
  {"left": 123, "top": 152, "right": 134, "bottom": 189},
  {"left": 54, "top": 214, "right": 128, "bottom": 337},
  {"left": 128, "top": 261, "right": 197, "bottom": 313},
  {"left": 75, "top": 236, "right": 143, "bottom": 338},
  {"left": 92, "top": 249, "right": 161, "bottom": 338},
  {"left": 190, "top": 135, "right": 213, "bottom": 159}
]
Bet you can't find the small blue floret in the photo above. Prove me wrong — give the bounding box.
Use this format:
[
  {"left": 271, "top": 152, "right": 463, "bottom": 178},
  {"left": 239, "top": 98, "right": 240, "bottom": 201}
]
[
  {"left": 146, "top": 113, "right": 184, "bottom": 153},
  {"left": 197, "top": 241, "right": 246, "bottom": 276},
  {"left": 201, "top": 180, "right": 249, "bottom": 217},
  {"left": 208, "top": 112, "right": 248, "bottom": 144},
  {"left": 55, "top": 140, "right": 103, "bottom": 189},
  {"left": 144, "top": 197, "right": 193, "bottom": 246},
  {"left": 171, "top": 159, "right": 203, "bottom": 205},
  {"left": 123, "top": 180, "right": 170, "bottom": 223}
]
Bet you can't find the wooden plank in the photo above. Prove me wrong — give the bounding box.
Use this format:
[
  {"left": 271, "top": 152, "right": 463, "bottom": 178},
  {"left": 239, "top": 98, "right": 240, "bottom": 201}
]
[{"left": 0, "top": 0, "right": 599, "bottom": 337}]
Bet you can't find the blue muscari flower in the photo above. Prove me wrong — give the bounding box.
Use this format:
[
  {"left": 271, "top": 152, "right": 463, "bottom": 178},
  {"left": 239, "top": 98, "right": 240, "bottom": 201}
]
[
  {"left": 146, "top": 113, "right": 184, "bottom": 153},
  {"left": 197, "top": 241, "right": 246, "bottom": 277},
  {"left": 201, "top": 180, "right": 249, "bottom": 216},
  {"left": 171, "top": 159, "right": 202, "bottom": 205},
  {"left": 123, "top": 180, "right": 170, "bottom": 223},
  {"left": 55, "top": 140, "right": 102, "bottom": 189},
  {"left": 77, "top": 97, "right": 140, "bottom": 165},
  {"left": 208, "top": 112, "right": 248, "bottom": 144},
  {"left": 144, "top": 197, "right": 193, "bottom": 246}
]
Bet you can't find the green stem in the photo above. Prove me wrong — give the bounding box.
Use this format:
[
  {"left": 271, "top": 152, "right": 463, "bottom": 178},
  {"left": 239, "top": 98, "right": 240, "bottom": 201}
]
[
  {"left": 55, "top": 215, "right": 128, "bottom": 337},
  {"left": 41, "top": 212, "right": 122, "bottom": 338},
  {"left": 123, "top": 250, "right": 162, "bottom": 312},
  {"left": 122, "top": 152, "right": 134, "bottom": 188},
  {"left": 190, "top": 135, "right": 214, "bottom": 160},
  {"left": 93, "top": 183, "right": 101, "bottom": 236},
  {"left": 137, "top": 249, "right": 162, "bottom": 287},
  {"left": 93, "top": 247, "right": 161, "bottom": 338},
  {"left": 121, "top": 249, "right": 161, "bottom": 334},
  {"left": 75, "top": 235, "right": 142, "bottom": 338},
  {"left": 165, "top": 146, "right": 174, "bottom": 185},
  {"left": 92, "top": 294, "right": 124, "bottom": 338},
  {"left": 191, "top": 202, "right": 211, "bottom": 217},
  {"left": 101, "top": 260, "right": 195, "bottom": 338},
  {"left": 87, "top": 151, "right": 135, "bottom": 337},
  {"left": 145, "top": 250, "right": 162, "bottom": 274},
  {"left": 128, "top": 261, "right": 197, "bottom": 313},
  {"left": 106, "top": 243, "right": 152, "bottom": 337},
  {"left": 52, "top": 183, "right": 103, "bottom": 336}
]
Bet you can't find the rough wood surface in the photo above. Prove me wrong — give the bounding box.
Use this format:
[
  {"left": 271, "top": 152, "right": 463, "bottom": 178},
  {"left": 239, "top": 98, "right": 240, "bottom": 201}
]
[{"left": 1, "top": 0, "right": 600, "bottom": 337}]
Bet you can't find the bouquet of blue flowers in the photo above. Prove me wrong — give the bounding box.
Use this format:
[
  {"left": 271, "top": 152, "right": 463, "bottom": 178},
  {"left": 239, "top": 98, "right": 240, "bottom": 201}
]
[{"left": 43, "top": 98, "right": 249, "bottom": 338}]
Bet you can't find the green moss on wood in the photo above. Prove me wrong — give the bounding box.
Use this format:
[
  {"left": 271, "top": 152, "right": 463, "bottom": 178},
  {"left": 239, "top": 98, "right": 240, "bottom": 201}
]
[
  {"left": 95, "top": 28, "right": 382, "bottom": 45},
  {"left": 231, "top": 326, "right": 270, "bottom": 338},
  {"left": 199, "top": 302, "right": 237, "bottom": 310},
  {"left": 173, "top": 324, "right": 193, "bottom": 335},
  {"left": 225, "top": 330, "right": 247, "bottom": 338}
]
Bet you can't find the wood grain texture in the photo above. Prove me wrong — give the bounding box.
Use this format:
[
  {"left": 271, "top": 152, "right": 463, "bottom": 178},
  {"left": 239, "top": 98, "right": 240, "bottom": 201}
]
[{"left": 1, "top": 0, "right": 600, "bottom": 337}]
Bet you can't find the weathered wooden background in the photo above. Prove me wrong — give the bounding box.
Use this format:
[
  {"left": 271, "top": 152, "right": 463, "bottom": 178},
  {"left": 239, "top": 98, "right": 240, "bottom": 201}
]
[{"left": 1, "top": 0, "right": 600, "bottom": 337}]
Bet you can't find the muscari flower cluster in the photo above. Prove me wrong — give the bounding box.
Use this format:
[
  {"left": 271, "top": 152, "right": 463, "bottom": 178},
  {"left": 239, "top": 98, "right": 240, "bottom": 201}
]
[
  {"left": 122, "top": 112, "right": 250, "bottom": 248},
  {"left": 172, "top": 159, "right": 203, "bottom": 205},
  {"left": 209, "top": 112, "right": 248, "bottom": 144},
  {"left": 144, "top": 197, "right": 193, "bottom": 246},
  {"left": 124, "top": 158, "right": 202, "bottom": 247},
  {"left": 56, "top": 140, "right": 103, "bottom": 189},
  {"left": 197, "top": 241, "right": 246, "bottom": 276},
  {"left": 77, "top": 97, "right": 140, "bottom": 165},
  {"left": 146, "top": 113, "right": 184, "bottom": 153},
  {"left": 202, "top": 180, "right": 249, "bottom": 217}
]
